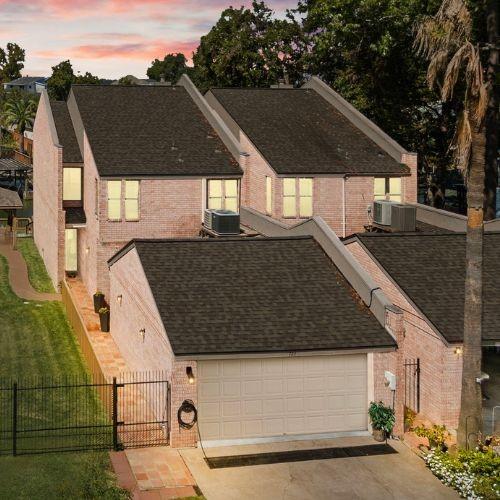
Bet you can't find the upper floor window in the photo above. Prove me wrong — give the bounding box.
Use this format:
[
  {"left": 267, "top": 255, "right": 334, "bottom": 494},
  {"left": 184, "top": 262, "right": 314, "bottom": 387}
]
[
  {"left": 283, "top": 177, "right": 313, "bottom": 218},
  {"left": 265, "top": 176, "right": 272, "bottom": 215},
  {"left": 374, "top": 177, "right": 402, "bottom": 202},
  {"left": 207, "top": 179, "right": 239, "bottom": 212},
  {"left": 107, "top": 180, "right": 121, "bottom": 220},
  {"left": 125, "top": 180, "right": 139, "bottom": 221},
  {"left": 63, "top": 168, "right": 82, "bottom": 205}
]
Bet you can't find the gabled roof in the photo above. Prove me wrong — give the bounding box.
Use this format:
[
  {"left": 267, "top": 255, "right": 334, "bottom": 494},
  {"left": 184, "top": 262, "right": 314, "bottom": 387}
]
[
  {"left": 50, "top": 101, "right": 83, "bottom": 163},
  {"left": 109, "top": 236, "right": 395, "bottom": 356},
  {"left": 208, "top": 88, "right": 409, "bottom": 176},
  {"left": 6, "top": 77, "right": 46, "bottom": 86},
  {"left": 70, "top": 85, "right": 242, "bottom": 177},
  {"left": 352, "top": 233, "right": 500, "bottom": 344}
]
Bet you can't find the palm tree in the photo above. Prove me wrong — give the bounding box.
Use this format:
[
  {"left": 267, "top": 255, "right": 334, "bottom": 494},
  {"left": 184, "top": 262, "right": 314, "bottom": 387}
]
[
  {"left": 3, "top": 93, "right": 36, "bottom": 154},
  {"left": 415, "top": 0, "right": 491, "bottom": 448}
]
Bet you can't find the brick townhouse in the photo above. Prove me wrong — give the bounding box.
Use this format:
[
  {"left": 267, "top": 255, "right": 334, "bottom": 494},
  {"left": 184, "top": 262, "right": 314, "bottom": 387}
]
[
  {"left": 205, "top": 76, "right": 418, "bottom": 237},
  {"left": 108, "top": 234, "right": 401, "bottom": 447},
  {"left": 33, "top": 76, "right": 242, "bottom": 298},
  {"left": 344, "top": 232, "right": 500, "bottom": 433}
]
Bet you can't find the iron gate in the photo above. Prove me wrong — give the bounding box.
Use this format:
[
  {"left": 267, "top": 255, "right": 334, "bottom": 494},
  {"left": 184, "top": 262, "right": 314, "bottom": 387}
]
[
  {"left": 0, "top": 371, "right": 170, "bottom": 456},
  {"left": 404, "top": 358, "right": 420, "bottom": 413}
]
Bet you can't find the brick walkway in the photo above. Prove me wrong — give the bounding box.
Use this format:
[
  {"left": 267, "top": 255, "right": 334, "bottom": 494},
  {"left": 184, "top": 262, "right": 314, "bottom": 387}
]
[
  {"left": 0, "top": 229, "right": 60, "bottom": 301},
  {"left": 65, "top": 278, "right": 198, "bottom": 499}
]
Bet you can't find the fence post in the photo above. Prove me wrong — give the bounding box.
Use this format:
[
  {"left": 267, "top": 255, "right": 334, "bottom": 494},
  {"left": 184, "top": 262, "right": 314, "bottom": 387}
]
[
  {"left": 12, "top": 382, "right": 17, "bottom": 456},
  {"left": 112, "top": 377, "right": 118, "bottom": 451}
]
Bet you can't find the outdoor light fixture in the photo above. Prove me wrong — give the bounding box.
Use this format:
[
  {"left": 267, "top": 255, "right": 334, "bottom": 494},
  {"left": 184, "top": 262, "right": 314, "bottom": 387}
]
[
  {"left": 454, "top": 347, "right": 463, "bottom": 356},
  {"left": 116, "top": 294, "right": 122, "bottom": 305},
  {"left": 186, "top": 366, "right": 195, "bottom": 384},
  {"left": 85, "top": 247, "right": 90, "bottom": 254},
  {"left": 139, "top": 328, "right": 145, "bottom": 341}
]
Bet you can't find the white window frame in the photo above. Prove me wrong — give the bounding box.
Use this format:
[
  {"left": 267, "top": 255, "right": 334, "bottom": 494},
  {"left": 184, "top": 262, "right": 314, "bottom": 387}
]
[
  {"left": 207, "top": 179, "right": 239, "bottom": 212},
  {"left": 265, "top": 176, "right": 272, "bottom": 215},
  {"left": 374, "top": 177, "right": 402, "bottom": 202},
  {"left": 283, "top": 177, "right": 313, "bottom": 218},
  {"left": 124, "top": 180, "right": 140, "bottom": 221},
  {"left": 298, "top": 178, "right": 313, "bottom": 218},
  {"left": 107, "top": 180, "right": 122, "bottom": 221},
  {"left": 62, "top": 167, "right": 82, "bottom": 203}
]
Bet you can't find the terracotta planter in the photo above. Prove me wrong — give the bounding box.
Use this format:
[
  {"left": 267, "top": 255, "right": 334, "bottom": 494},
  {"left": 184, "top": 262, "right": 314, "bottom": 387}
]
[
  {"left": 93, "top": 293, "right": 105, "bottom": 313},
  {"left": 372, "top": 429, "right": 387, "bottom": 442},
  {"left": 99, "top": 310, "right": 110, "bottom": 332}
]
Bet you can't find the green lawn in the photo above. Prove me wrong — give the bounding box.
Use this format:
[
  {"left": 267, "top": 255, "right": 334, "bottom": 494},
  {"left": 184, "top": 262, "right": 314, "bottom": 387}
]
[
  {"left": 0, "top": 253, "right": 128, "bottom": 499},
  {"left": 16, "top": 237, "right": 55, "bottom": 293}
]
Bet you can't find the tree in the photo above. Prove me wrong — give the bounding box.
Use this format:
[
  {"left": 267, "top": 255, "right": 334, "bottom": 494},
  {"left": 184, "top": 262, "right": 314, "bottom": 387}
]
[
  {"left": 0, "top": 43, "right": 25, "bottom": 83},
  {"left": 192, "top": 1, "right": 304, "bottom": 91},
  {"left": 147, "top": 53, "right": 188, "bottom": 83},
  {"left": 3, "top": 91, "right": 37, "bottom": 153},
  {"left": 415, "top": 0, "right": 491, "bottom": 448},
  {"left": 117, "top": 75, "right": 137, "bottom": 85},
  {"left": 47, "top": 60, "right": 100, "bottom": 100}
]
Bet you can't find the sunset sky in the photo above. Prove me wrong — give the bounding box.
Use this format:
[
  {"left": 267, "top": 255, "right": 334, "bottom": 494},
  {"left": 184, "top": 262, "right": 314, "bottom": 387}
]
[{"left": 0, "top": 0, "right": 294, "bottom": 79}]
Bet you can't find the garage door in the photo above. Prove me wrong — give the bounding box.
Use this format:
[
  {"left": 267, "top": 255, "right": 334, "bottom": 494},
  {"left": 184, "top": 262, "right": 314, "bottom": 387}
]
[{"left": 197, "top": 354, "right": 367, "bottom": 442}]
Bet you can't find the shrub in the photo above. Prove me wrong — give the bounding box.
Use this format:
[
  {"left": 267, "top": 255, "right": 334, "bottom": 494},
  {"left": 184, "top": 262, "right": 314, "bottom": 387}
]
[
  {"left": 425, "top": 449, "right": 500, "bottom": 499},
  {"left": 413, "top": 424, "right": 449, "bottom": 449},
  {"left": 368, "top": 401, "right": 395, "bottom": 433}
]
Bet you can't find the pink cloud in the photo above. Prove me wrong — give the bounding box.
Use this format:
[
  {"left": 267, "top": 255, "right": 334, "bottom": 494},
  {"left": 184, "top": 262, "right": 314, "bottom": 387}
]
[{"left": 36, "top": 39, "right": 198, "bottom": 61}]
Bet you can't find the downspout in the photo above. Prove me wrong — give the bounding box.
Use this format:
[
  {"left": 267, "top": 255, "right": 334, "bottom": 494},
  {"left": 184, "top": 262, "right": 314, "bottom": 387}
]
[{"left": 342, "top": 176, "right": 347, "bottom": 238}]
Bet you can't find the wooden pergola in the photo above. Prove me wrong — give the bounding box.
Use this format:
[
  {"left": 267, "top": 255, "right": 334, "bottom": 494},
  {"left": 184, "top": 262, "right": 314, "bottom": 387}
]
[{"left": 0, "top": 186, "right": 24, "bottom": 248}]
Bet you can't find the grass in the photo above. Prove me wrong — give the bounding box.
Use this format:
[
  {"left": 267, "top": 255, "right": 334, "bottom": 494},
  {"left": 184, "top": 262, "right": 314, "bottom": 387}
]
[
  {"left": 15, "top": 237, "right": 55, "bottom": 293},
  {"left": 0, "top": 253, "right": 129, "bottom": 499}
]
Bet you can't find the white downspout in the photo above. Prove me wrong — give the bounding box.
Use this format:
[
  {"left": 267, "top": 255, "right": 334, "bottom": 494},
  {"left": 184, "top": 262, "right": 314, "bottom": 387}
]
[{"left": 342, "top": 176, "right": 347, "bottom": 238}]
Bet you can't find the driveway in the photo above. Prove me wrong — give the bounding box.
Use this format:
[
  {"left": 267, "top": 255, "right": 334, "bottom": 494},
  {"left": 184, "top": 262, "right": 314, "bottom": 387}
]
[{"left": 181, "top": 436, "right": 458, "bottom": 500}]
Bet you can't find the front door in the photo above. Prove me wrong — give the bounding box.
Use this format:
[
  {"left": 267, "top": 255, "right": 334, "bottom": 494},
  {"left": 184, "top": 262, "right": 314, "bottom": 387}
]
[{"left": 65, "top": 228, "right": 78, "bottom": 273}]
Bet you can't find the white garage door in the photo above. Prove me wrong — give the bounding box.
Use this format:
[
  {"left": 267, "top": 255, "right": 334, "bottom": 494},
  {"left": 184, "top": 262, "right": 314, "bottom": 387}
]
[{"left": 197, "top": 354, "right": 367, "bottom": 442}]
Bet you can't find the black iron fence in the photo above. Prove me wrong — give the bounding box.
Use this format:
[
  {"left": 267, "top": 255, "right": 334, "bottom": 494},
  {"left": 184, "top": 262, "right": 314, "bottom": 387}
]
[
  {"left": 0, "top": 371, "right": 170, "bottom": 456},
  {"left": 404, "top": 358, "right": 420, "bottom": 414}
]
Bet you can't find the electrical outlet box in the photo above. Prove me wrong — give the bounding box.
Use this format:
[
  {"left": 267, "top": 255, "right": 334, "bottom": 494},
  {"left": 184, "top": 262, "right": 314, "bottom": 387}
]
[{"left": 384, "top": 371, "right": 396, "bottom": 391}]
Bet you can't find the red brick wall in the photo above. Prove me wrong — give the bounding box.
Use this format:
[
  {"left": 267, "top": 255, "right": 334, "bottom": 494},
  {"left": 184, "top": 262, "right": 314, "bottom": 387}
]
[
  {"left": 33, "top": 97, "right": 65, "bottom": 290},
  {"left": 346, "top": 240, "right": 463, "bottom": 432},
  {"left": 241, "top": 132, "right": 418, "bottom": 237}
]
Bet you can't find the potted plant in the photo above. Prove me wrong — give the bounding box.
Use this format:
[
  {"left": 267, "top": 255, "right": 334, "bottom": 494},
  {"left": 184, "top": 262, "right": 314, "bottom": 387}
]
[
  {"left": 413, "top": 424, "right": 449, "bottom": 451},
  {"left": 93, "top": 291, "right": 105, "bottom": 313},
  {"left": 99, "top": 307, "right": 110, "bottom": 332},
  {"left": 368, "top": 401, "right": 395, "bottom": 442}
]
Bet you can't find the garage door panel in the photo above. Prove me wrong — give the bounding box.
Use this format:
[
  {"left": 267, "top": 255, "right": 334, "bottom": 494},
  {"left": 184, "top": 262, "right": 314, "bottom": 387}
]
[{"left": 198, "top": 355, "right": 368, "bottom": 441}]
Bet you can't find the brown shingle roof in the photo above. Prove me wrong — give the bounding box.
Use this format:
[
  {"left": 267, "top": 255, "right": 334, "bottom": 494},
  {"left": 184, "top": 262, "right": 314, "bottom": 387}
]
[
  {"left": 209, "top": 88, "right": 409, "bottom": 176},
  {"left": 0, "top": 187, "right": 22, "bottom": 209},
  {"left": 356, "top": 233, "right": 500, "bottom": 344},
  {"left": 109, "top": 236, "right": 395, "bottom": 356},
  {"left": 71, "top": 85, "right": 242, "bottom": 177},
  {"left": 50, "top": 101, "right": 83, "bottom": 163}
]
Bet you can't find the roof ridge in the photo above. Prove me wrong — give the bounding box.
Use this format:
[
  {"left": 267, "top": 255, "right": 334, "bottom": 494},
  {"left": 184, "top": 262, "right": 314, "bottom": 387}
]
[{"left": 132, "top": 235, "right": 313, "bottom": 244}]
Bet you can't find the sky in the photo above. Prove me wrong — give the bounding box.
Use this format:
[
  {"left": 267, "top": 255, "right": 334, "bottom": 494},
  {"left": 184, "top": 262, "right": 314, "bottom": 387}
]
[{"left": 0, "top": 0, "right": 295, "bottom": 80}]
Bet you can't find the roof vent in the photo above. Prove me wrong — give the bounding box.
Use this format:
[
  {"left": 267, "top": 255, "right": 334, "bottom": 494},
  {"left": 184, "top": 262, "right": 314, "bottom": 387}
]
[
  {"left": 391, "top": 204, "right": 416, "bottom": 232},
  {"left": 373, "top": 200, "right": 399, "bottom": 225},
  {"left": 204, "top": 209, "right": 240, "bottom": 235}
]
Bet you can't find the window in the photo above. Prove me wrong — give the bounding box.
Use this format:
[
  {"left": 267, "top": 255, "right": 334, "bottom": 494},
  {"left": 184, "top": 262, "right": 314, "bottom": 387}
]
[
  {"left": 63, "top": 168, "right": 82, "bottom": 202},
  {"left": 283, "top": 178, "right": 313, "bottom": 218},
  {"left": 282, "top": 178, "right": 296, "bottom": 217},
  {"left": 107, "top": 180, "right": 121, "bottom": 220},
  {"left": 94, "top": 179, "right": 98, "bottom": 216},
  {"left": 265, "top": 176, "right": 272, "bottom": 215},
  {"left": 125, "top": 180, "right": 139, "bottom": 220},
  {"left": 374, "top": 177, "right": 402, "bottom": 202},
  {"left": 65, "top": 229, "right": 77, "bottom": 272},
  {"left": 299, "top": 178, "right": 313, "bottom": 217},
  {"left": 207, "top": 179, "right": 239, "bottom": 212}
]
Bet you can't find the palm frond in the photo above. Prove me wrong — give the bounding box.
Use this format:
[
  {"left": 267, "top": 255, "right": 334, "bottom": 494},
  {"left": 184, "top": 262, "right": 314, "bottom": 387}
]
[
  {"left": 453, "top": 110, "right": 472, "bottom": 173},
  {"left": 441, "top": 42, "right": 472, "bottom": 100}
]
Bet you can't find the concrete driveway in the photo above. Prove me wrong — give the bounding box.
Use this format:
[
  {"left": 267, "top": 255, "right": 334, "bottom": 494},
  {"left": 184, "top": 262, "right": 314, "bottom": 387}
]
[{"left": 181, "top": 436, "right": 458, "bottom": 500}]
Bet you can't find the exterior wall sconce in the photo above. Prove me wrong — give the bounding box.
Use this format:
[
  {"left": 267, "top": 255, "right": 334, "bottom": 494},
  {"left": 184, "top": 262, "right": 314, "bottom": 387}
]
[
  {"left": 139, "top": 328, "right": 145, "bottom": 342},
  {"left": 454, "top": 347, "right": 463, "bottom": 356},
  {"left": 85, "top": 247, "right": 90, "bottom": 254},
  {"left": 116, "top": 294, "right": 122, "bottom": 306},
  {"left": 186, "top": 366, "right": 195, "bottom": 384}
]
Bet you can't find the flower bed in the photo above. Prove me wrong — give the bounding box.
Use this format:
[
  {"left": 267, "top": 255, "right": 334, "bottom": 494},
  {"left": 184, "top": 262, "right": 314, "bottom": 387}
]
[{"left": 424, "top": 449, "right": 500, "bottom": 499}]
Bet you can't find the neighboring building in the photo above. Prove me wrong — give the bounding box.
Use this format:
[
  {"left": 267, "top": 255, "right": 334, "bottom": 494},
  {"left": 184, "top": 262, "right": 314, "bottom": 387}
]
[
  {"left": 33, "top": 76, "right": 242, "bottom": 298},
  {"left": 108, "top": 235, "right": 399, "bottom": 447},
  {"left": 111, "top": 75, "right": 168, "bottom": 86},
  {"left": 205, "top": 77, "right": 418, "bottom": 237},
  {"left": 344, "top": 232, "right": 500, "bottom": 432},
  {"left": 3, "top": 76, "right": 47, "bottom": 94}
]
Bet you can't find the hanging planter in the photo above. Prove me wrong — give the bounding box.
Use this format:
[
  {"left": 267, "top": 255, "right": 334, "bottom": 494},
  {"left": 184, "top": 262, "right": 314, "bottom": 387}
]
[
  {"left": 93, "top": 291, "right": 105, "bottom": 313},
  {"left": 99, "top": 307, "right": 110, "bottom": 332}
]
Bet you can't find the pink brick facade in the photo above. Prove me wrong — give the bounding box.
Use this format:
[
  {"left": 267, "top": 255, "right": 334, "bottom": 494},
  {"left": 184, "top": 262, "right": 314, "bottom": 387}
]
[
  {"left": 240, "top": 132, "right": 418, "bottom": 238},
  {"left": 33, "top": 96, "right": 65, "bottom": 291},
  {"left": 346, "top": 240, "right": 463, "bottom": 432},
  {"left": 109, "top": 247, "right": 198, "bottom": 447}
]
